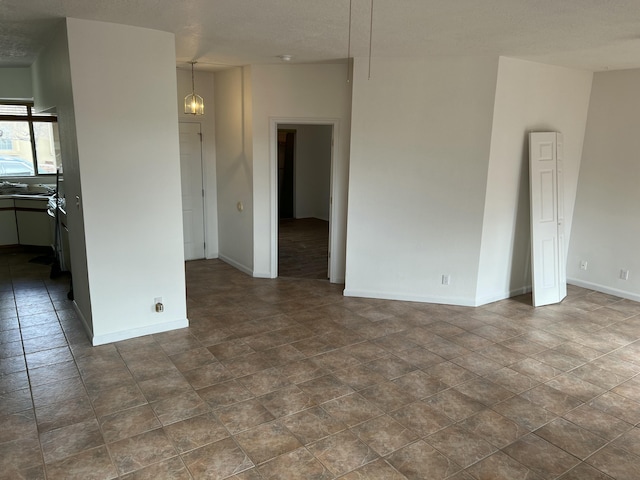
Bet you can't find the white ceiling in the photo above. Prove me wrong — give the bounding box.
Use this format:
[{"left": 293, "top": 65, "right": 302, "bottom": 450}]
[{"left": 2, "top": 0, "right": 640, "bottom": 72}]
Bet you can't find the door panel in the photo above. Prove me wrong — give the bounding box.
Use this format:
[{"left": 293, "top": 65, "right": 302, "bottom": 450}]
[
  {"left": 179, "top": 123, "right": 205, "bottom": 260},
  {"left": 541, "top": 238, "right": 557, "bottom": 288},
  {"left": 530, "top": 132, "right": 566, "bottom": 307},
  {"left": 539, "top": 169, "right": 556, "bottom": 222}
]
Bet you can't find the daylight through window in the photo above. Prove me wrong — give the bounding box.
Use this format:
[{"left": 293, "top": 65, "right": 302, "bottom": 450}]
[{"left": 0, "top": 103, "right": 61, "bottom": 177}]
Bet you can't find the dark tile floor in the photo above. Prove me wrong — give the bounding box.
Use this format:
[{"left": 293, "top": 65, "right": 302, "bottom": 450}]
[
  {"left": 278, "top": 218, "right": 329, "bottom": 279},
  {"left": 2, "top": 248, "right": 640, "bottom": 479}
]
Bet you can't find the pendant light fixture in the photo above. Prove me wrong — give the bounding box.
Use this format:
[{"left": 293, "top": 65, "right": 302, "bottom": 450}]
[{"left": 184, "top": 61, "right": 204, "bottom": 115}]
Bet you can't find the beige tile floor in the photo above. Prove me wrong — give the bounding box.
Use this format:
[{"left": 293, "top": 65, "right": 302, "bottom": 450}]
[{"left": 2, "top": 249, "right": 640, "bottom": 479}]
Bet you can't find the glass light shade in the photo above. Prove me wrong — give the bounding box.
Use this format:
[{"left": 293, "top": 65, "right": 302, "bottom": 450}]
[{"left": 184, "top": 93, "right": 204, "bottom": 115}]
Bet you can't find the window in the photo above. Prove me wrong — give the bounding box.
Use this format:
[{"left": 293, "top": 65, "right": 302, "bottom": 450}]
[{"left": 0, "top": 102, "right": 61, "bottom": 177}]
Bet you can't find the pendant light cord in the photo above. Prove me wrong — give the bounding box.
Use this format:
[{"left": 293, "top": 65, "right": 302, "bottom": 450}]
[
  {"left": 368, "top": 0, "right": 374, "bottom": 80},
  {"left": 347, "top": 0, "right": 374, "bottom": 82},
  {"left": 347, "top": 0, "right": 352, "bottom": 83},
  {"left": 191, "top": 62, "right": 196, "bottom": 94}
]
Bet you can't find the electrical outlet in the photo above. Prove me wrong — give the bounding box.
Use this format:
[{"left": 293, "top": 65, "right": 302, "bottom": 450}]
[
  {"left": 620, "top": 269, "right": 629, "bottom": 280},
  {"left": 441, "top": 274, "right": 450, "bottom": 286},
  {"left": 579, "top": 260, "right": 588, "bottom": 270},
  {"left": 154, "top": 297, "right": 164, "bottom": 312}
]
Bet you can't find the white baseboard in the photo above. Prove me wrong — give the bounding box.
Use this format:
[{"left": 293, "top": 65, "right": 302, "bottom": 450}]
[
  {"left": 92, "top": 318, "right": 189, "bottom": 346},
  {"left": 344, "top": 285, "right": 533, "bottom": 308},
  {"left": 218, "top": 254, "right": 253, "bottom": 276},
  {"left": 475, "top": 285, "right": 532, "bottom": 307},
  {"left": 567, "top": 278, "right": 640, "bottom": 303},
  {"left": 343, "top": 288, "right": 477, "bottom": 307},
  {"left": 73, "top": 301, "right": 93, "bottom": 341},
  {"left": 253, "top": 271, "right": 273, "bottom": 279}
]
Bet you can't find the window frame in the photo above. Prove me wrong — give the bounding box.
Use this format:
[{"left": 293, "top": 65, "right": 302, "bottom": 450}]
[{"left": 0, "top": 101, "right": 58, "bottom": 177}]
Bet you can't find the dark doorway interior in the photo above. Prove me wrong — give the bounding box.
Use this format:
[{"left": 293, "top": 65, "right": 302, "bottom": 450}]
[
  {"left": 276, "top": 124, "right": 332, "bottom": 279},
  {"left": 278, "top": 130, "right": 295, "bottom": 219}
]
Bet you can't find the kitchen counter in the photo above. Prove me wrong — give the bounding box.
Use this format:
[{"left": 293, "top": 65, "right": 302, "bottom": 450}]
[
  {"left": 0, "top": 180, "right": 55, "bottom": 197},
  {"left": 0, "top": 193, "right": 53, "bottom": 200}
]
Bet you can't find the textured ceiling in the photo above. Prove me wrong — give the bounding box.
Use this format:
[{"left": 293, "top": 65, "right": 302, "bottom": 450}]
[{"left": 2, "top": 0, "right": 640, "bottom": 71}]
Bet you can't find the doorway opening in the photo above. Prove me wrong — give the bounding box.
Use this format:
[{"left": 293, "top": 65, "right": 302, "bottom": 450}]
[{"left": 277, "top": 124, "right": 332, "bottom": 279}]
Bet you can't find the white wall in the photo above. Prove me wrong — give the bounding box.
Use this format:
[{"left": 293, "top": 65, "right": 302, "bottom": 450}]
[
  {"left": 65, "top": 18, "right": 187, "bottom": 344},
  {"left": 176, "top": 68, "right": 218, "bottom": 258},
  {"left": 0, "top": 67, "right": 32, "bottom": 99},
  {"left": 476, "top": 57, "right": 592, "bottom": 305},
  {"left": 568, "top": 69, "right": 640, "bottom": 301},
  {"left": 280, "top": 124, "right": 332, "bottom": 221},
  {"left": 345, "top": 56, "right": 499, "bottom": 305},
  {"left": 214, "top": 67, "right": 254, "bottom": 274},
  {"left": 31, "top": 22, "right": 94, "bottom": 333},
  {"left": 250, "top": 64, "right": 352, "bottom": 281}
]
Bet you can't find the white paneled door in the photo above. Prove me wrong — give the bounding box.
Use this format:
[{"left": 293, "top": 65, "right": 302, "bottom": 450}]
[
  {"left": 529, "top": 132, "right": 567, "bottom": 307},
  {"left": 179, "top": 122, "right": 205, "bottom": 260}
]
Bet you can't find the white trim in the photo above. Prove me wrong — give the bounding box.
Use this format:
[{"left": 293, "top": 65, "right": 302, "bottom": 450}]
[
  {"left": 197, "top": 121, "right": 209, "bottom": 259},
  {"left": 73, "top": 300, "right": 93, "bottom": 341},
  {"left": 269, "top": 117, "right": 342, "bottom": 283},
  {"left": 475, "top": 285, "right": 532, "bottom": 307},
  {"left": 344, "top": 285, "right": 533, "bottom": 308},
  {"left": 343, "top": 288, "right": 478, "bottom": 307},
  {"left": 269, "top": 119, "right": 279, "bottom": 279},
  {"left": 567, "top": 278, "right": 640, "bottom": 303},
  {"left": 253, "top": 271, "right": 272, "bottom": 279},
  {"left": 218, "top": 253, "right": 253, "bottom": 276},
  {"left": 92, "top": 318, "right": 189, "bottom": 346}
]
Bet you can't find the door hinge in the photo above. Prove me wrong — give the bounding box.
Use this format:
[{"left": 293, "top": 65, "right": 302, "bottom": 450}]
[
  {"left": 198, "top": 132, "right": 203, "bottom": 142},
  {"left": 202, "top": 189, "right": 205, "bottom": 197}
]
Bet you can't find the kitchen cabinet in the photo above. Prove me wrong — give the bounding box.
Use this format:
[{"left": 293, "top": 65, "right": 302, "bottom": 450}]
[
  {"left": 15, "top": 198, "right": 53, "bottom": 247},
  {"left": 0, "top": 199, "right": 18, "bottom": 245},
  {"left": 0, "top": 196, "right": 54, "bottom": 247}
]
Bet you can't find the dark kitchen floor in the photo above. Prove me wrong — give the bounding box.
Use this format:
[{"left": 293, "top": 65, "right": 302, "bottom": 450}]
[
  {"left": 2, "top": 248, "right": 640, "bottom": 478},
  {"left": 278, "top": 217, "right": 329, "bottom": 280}
]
